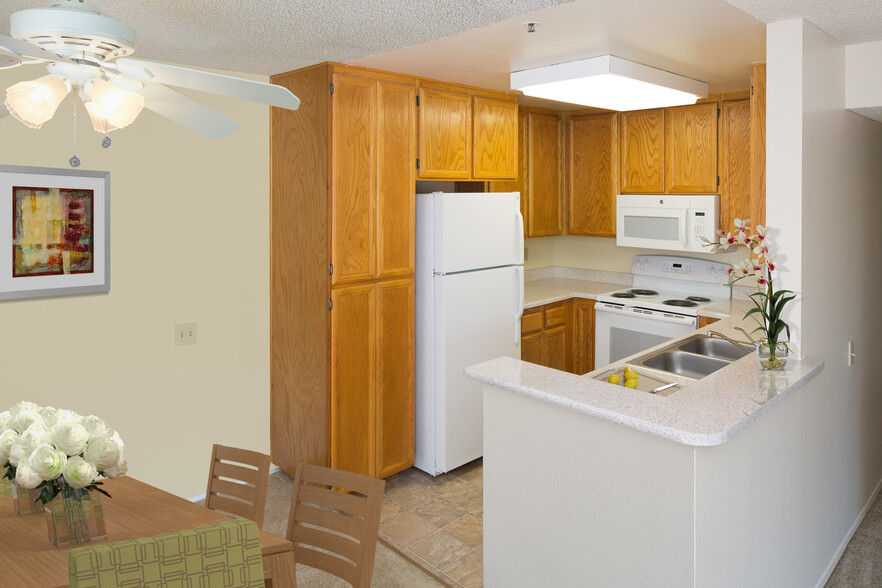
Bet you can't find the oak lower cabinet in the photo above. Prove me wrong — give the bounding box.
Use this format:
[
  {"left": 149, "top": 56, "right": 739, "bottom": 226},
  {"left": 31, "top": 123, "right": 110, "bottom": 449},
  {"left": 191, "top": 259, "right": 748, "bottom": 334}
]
[
  {"left": 270, "top": 62, "right": 415, "bottom": 480},
  {"left": 699, "top": 315, "right": 721, "bottom": 329},
  {"left": 572, "top": 299, "right": 596, "bottom": 375},
  {"left": 330, "top": 280, "right": 415, "bottom": 479},
  {"left": 520, "top": 299, "right": 594, "bottom": 375}
]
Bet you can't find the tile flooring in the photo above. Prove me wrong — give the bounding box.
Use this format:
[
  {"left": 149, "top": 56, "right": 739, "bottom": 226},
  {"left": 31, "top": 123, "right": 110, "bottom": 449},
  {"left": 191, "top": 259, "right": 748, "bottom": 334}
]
[{"left": 379, "top": 459, "right": 483, "bottom": 588}]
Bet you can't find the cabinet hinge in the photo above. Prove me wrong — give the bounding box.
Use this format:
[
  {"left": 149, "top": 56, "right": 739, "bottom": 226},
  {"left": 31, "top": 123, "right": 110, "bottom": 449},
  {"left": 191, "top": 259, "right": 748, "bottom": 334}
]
[
  {"left": 416, "top": 158, "right": 420, "bottom": 170},
  {"left": 329, "top": 83, "right": 334, "bottom": 95},
  {"left": 717, "top": 107, "right": 721, "bottom": 118},
  {"left": 416, "top": 95, "right": 420, "bottom": 107},
  {"left": 328, "top": 298, "right": 333, "bottom": 311},
  {"left": 717, "top": 175, "right": 721, "bottom": 187},
  {"left": 751, "top": 85, "right": 755, "bottom": 96},
  {"left": 328, "top": 263, "right": 334, "bottom": 275}
]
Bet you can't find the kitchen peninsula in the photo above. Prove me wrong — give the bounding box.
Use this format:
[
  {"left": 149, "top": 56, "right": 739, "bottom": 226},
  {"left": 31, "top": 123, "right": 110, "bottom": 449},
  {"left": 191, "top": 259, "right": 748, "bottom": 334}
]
[{"left": 466, "top": 271, "right": 825, "bottom": 587}]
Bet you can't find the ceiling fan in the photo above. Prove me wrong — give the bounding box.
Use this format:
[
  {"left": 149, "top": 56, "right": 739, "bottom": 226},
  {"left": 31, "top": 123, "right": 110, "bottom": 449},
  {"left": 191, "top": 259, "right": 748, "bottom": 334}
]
[{"left": 0, "top": 0, "right": 300, "bottom": 139}]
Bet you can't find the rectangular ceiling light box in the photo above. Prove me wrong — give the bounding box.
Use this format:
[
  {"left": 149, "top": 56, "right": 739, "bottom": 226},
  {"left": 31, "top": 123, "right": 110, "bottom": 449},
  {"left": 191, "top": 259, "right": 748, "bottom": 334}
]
[{"left": 511, "top": 55, "right": 708, "bottom": 111}]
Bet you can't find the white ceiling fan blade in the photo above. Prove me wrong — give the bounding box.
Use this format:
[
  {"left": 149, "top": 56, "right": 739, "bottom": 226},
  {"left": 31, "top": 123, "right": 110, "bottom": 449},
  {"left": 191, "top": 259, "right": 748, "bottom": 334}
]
[
  {"left": 139, "top": 83, "right": 240, "bottom": 139},
  {"left": 0, "top": 33, "right": 75, "bottom": 64},
  {"left": 115, "top": 58, "right": 300, "bottom": 111}
]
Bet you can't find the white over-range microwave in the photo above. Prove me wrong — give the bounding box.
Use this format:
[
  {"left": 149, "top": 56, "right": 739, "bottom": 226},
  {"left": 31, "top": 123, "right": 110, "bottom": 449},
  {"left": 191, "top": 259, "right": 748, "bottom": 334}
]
[{"left": 616, "top": 194, "right": 719, "bottom": 253}]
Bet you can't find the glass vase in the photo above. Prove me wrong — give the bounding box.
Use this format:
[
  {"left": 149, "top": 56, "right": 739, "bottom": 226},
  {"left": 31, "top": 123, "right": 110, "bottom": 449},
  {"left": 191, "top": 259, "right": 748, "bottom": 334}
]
[
  {"left": 45, "top": 491, "right": 106, "bottom": 547},
  {"left": 11, "top": 482, "right": 43, "bottom": 515},
  {"left": 756, "top": 340, "right": 789, "bottom": 371},
  {"left": 0, "top": 467, "right": 11, "bottom": 497}
]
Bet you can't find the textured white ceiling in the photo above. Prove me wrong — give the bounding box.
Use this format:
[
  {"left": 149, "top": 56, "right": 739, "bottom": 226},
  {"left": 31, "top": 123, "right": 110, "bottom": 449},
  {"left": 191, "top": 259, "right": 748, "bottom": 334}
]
[
  {"left": 0, "top": 0, "right": 568, "bottom": 76},
  {"left": 724, "top": 0, "right": 882, "bottom": 44}
]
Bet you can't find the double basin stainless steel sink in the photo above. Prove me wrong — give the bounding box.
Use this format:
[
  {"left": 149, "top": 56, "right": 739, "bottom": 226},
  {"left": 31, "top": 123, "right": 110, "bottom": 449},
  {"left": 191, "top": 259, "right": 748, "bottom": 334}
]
[{"left": 630, "top": 332, "right": 753, "bottom": 381}]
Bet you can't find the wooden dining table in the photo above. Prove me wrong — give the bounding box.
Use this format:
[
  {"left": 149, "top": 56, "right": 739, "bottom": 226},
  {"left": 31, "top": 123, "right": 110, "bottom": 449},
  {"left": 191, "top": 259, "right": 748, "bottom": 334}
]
[{"left": 0, "top": 476, "right": 296, "bottom": 587}]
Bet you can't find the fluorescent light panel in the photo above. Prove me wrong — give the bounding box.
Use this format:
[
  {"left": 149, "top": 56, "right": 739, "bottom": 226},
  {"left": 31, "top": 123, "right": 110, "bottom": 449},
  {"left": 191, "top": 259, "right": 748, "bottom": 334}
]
[{"left": 511, "top": 55, "right": 707, "bottom": 111}]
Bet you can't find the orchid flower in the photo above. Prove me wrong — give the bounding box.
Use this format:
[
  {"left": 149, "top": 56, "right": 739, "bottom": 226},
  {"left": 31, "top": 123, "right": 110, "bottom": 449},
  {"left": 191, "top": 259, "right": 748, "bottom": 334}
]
[
  {"left": 734, "top": 218, "right": 750, "bottom": 234},
  {"left": 753, "top": 240, "right": 770, "bottom": 258}
]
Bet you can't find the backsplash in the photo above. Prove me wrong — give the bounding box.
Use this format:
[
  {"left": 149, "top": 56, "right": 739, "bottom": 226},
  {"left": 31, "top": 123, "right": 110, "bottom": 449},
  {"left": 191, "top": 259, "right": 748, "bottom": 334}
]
[{"left": 525, "top": 266, "right": 632, "bottom": 286}]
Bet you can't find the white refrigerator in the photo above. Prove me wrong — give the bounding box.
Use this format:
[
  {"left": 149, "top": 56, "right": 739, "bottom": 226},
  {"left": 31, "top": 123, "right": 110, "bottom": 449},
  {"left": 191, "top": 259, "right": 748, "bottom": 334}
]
[{"left": 415, "top": 191, "right": 524, "bottom": 475}]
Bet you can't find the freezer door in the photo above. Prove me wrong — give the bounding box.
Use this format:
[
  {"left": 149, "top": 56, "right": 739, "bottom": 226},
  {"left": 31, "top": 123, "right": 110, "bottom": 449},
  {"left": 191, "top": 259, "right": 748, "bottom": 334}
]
[
  {"left": 432, "top": 265, "right": 522, "bottom": 473},
  {"left": 431, "top": 192, "right": 524, "bottom": 274}
]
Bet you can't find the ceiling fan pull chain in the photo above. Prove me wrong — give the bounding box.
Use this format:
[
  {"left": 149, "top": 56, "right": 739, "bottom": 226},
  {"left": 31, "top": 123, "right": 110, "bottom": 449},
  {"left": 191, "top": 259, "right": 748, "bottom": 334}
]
[{"left": 69, "top": 101, "right": 81, "bottom": 168}]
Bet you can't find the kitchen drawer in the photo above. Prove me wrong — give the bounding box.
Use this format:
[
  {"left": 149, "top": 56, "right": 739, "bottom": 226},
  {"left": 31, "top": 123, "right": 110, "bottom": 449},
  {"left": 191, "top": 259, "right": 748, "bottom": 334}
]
[
  {"left": 544, "top": 304, "right": 567, "bottom": 328},
  {"left": 521, "top": 310, "right": 544, "bottom": 335}
]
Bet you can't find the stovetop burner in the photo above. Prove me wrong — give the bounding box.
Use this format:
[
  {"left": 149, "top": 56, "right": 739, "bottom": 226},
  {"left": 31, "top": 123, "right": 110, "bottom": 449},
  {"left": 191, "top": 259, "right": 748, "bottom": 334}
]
[
  {"left": 629, "top": 289, "right": 659, "bottom": 296},
  {"left": 686, "top": 296, "right": 711, "bottom": 303},
  {"left": 611, "top": 292, "right": 636, "bottom": 298},
  {"left": 663, "top": 299, "right": 699, "bottom": 308}
]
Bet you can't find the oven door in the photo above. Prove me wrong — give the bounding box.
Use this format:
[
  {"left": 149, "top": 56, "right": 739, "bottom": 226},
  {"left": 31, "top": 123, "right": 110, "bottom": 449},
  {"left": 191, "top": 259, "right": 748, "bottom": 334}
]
[{"left": 594, "top": 304, "right": 698, "bottom": 368}]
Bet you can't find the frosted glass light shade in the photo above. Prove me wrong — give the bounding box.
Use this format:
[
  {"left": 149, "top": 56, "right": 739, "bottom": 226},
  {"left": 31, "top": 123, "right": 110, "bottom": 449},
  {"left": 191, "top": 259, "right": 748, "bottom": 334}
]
[
  {"left": 511, "top": 55, "right": 707, "bottom": 111},
  {"left": 4, "top": 75, "right": 70, "bottom": 128},
  {"left": 84, "top": 100, "right": 120, "bottom": 133},
  {"left": 87, "top": 79, "right": 144, "bottom": 129}
]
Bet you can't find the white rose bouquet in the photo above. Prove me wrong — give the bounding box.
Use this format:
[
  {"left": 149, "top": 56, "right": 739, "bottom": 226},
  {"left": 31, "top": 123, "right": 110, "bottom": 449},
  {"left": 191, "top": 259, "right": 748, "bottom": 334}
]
[{"left": 0, "top": 401, "right": 127, "bottom": 504}]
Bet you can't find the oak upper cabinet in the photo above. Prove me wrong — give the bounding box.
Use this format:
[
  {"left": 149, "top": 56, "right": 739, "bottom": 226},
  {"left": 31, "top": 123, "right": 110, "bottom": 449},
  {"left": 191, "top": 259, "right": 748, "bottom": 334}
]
[
  {"left": 473, "top": 95, "right": 519, "bottom": 179},
  {"left": 417, "top": 86, "right": 471, "bottom": 179},
  {"left": 720, "top": 98, "right": 751, "bottom": 232},
  {"left": 528, "top": 112, "right": 564, "bottom": 237},
  {"left": 665, "top": 102, "right": 719, "bottom": 193},
  {"left": 418, "top": 80, "right": 518, "bottom": 181},
  {"left": 750, "top": 63, "right": 767, "bottom": 228},
  {"left": 271, "top": 63, "right": 415, "bottom": 481},
  {"left": 620, "top": 108, "right": 665, "bottom": 193},
  {"left": 568, "top": 112, "right": 618, "bottom": 237},
  {"left": 489, "top": 109, "right": 528, "bottom": 236},
  {"left": 572, "top": 298, "right": 596, "bottom": 376}
]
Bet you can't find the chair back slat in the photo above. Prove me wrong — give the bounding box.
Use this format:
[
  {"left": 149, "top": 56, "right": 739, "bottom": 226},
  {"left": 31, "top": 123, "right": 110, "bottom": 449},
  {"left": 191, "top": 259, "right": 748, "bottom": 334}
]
[
  {"left": 205, "top": 444, "right": 270, "bottom": 527},
  {"left": 286, "top": 463, "right": 385, "bottom": 588},
  {"left": 293, "top": 544, "right": 359, "bottom": 585},
  {"left": 295, "top": 501, "right": 363, "bottom": 538}
]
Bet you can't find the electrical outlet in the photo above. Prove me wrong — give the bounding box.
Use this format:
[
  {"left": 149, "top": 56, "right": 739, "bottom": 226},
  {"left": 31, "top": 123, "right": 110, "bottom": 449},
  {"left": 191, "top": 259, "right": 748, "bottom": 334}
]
[{"left": 175, "top": 323, "right": 197, "bottom": 346}]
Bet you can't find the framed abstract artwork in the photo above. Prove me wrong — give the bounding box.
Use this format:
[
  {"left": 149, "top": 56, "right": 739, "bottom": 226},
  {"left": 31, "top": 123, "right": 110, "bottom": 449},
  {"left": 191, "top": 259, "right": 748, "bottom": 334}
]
[{"left": 0, "top": 165, "right": 110, "bottom": 301}]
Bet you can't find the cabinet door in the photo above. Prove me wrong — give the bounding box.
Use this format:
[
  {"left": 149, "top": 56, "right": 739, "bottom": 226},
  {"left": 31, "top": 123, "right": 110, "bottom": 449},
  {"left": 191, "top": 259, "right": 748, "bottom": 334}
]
[
  {"left": 330, "top": 75, "right": 376, "bottom": 286},
  {"left": 543, "top": 325, "right": 567, "bottom": 372},
  {"left": 377, "top": 81, "right": 416, "bottom": 280},
  {"left": 573, "top": 299, "right": 596, "bottom": 375},
  {"left": 418, "top": 87, "right": 472, "bottom": 179},
  {"left": 376, "top": 279, "right": 415, "bottom": 478},
  {"left": 750, "top": 63, "right": 766, "bottom": 228},
  {"left": 699, "top": 315, "right": 720, "bottom": 329},
  {"left": 620, "top": 109, "right": 664, "bottom": 193},
  {"left": 665, "top": 102, "right": 718, "bottom": 193},
  {"left": 473, "top": 96, "right": 518, "bottom": 180},
  {"left": 568, "top": 113, "right": 618, "bottom": 237},
  {"left": 521, "top": 330, "right": 544, "bottom": 365},
  {"left": 330, "top": 283, "right": 376, "bottom": 476},
  {"left": 528, "top": 113, "right": 563, "bottom": 237},
  {"left": 720, "top": 99, "right": 751, "bottom": 232},
  {"left": 490, "top": 109, "right": 529, "bottom": 237}
]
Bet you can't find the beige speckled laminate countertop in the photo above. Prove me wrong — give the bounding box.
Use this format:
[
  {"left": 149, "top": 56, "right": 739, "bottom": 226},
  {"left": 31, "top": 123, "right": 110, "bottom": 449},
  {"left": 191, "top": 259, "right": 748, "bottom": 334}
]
[{"left": 467, "top": 277, "right": 825, "bottom": 447}]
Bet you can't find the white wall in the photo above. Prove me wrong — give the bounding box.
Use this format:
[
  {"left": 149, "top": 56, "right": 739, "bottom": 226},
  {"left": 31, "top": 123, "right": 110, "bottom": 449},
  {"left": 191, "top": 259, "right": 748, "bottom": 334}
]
[
  {"left": 0, "top": 68, "right": 271, "bottom": 498},
  {"left": 766, "top": 18, "right": 882, "bottom": 582}
]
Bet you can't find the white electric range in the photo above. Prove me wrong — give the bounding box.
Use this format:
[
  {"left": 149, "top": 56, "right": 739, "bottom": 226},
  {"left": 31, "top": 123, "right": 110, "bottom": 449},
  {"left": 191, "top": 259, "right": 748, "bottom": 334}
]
[{"left": 594, "top": 255, "right": 732, "bottom": 367}]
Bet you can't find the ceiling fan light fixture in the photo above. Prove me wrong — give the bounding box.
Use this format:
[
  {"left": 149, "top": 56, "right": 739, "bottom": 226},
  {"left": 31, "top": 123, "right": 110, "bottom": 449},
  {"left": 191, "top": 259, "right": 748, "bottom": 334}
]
[
  {"left": 86, "top": 78, "right": 144, "bottom": 129},
  {"left": 83, "top": 100, "right": 119, "bottom": 133},
  {"left": 4, "top": 74, "right": 70, "bottom": 128},
  {"left": 511, "top": 55, "right": 707, "bottom": 111}
]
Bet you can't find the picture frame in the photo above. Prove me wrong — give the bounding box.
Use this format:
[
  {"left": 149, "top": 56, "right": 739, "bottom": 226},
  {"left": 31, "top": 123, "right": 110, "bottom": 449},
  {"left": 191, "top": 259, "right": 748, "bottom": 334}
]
[{"left": 0, "top": 164, "right": 110, "bottom": 301}]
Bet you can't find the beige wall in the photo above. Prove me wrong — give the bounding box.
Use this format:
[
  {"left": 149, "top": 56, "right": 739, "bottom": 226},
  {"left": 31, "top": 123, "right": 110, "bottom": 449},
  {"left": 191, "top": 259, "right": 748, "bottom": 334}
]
[{"left": 0, "top": 68, "right": 271, "bottom": 498}]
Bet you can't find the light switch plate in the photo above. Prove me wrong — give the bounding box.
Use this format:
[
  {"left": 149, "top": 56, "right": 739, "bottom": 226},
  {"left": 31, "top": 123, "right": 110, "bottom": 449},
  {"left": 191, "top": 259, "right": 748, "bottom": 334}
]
[{"left": 175, "top": 323, "right": 197, "bottom": 346}]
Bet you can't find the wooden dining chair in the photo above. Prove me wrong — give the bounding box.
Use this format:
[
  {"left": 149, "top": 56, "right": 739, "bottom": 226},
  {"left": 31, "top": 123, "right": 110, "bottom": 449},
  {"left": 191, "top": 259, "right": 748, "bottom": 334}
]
[
  {"left": 68, "top": 518, "right": 265, "bottom": 587},
  {"left": 205, "top": 444, "right": 271, "bottom": 528},
  {"left": 286, "top": 463, "right": 385, "bottom": 587}
]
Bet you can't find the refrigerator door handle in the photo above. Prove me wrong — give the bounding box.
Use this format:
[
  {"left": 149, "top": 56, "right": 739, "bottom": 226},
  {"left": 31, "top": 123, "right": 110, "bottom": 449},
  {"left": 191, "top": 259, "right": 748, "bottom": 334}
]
[
  {"left": 515, "top": 209, "right": 525, "bottom": 264},
  {"left": 515, "top": 265, "right": 524, "bottom": 344}
]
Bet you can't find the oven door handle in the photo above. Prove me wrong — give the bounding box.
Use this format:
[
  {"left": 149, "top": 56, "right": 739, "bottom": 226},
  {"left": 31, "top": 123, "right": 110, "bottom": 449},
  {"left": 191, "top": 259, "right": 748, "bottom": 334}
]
[{"left": 595, "top": 303, "right": 698, "bottom": 327}]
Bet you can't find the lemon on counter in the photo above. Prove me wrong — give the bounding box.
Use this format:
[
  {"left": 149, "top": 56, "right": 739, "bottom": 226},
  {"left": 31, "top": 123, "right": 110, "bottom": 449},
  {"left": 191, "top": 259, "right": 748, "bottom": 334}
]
[
  {"left": 623, "top": 367, "right": 638, "bottom": 380},
  {"left": 607, "top": 374, "right": 621, "bottom": 384},
  {"left": 624, "top": 378, "right": 639, "bottom": 389}
]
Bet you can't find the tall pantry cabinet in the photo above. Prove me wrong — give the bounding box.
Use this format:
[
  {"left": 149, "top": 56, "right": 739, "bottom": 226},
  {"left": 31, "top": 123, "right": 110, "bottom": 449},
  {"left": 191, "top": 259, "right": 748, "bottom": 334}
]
[{"left": 270, "top": 63, "right": 415, "bottom": 480}]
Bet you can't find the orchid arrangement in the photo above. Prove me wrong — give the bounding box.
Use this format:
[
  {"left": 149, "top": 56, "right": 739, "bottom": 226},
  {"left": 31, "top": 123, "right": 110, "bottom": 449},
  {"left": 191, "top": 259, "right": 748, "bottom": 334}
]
[
  {"left": 703, "top": 219, "right": 796, "bottom": 359},
  {"left": 0, "top": 401, "right": 127, "bottom": 504}
]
